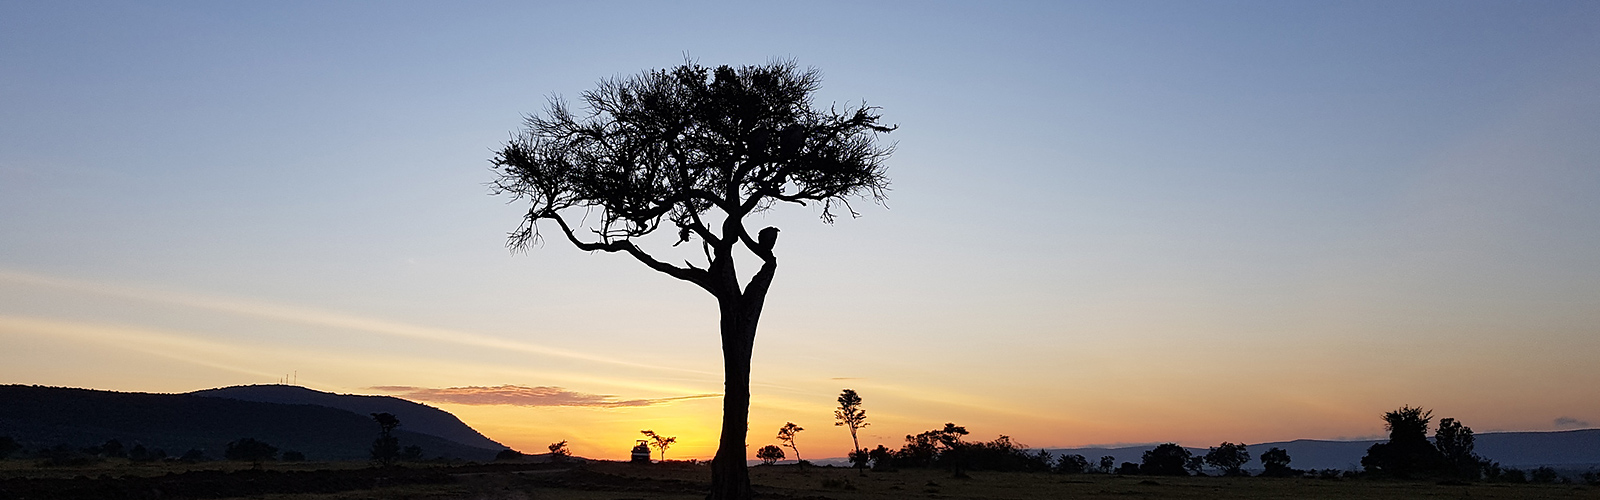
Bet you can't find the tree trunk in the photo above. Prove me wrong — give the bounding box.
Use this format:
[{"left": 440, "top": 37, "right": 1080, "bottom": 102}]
[{"left": 707, "top": 295, "right": 760, "bottom": 500}]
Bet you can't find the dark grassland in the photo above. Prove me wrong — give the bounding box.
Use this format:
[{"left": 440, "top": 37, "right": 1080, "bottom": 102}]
[{"left": 3, "top": 460, "right": 1598, "bottom": 499}]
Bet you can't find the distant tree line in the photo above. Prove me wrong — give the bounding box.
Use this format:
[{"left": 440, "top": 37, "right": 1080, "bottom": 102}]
[
  {"left": 0, "top": 412, "right": 425, "bottom": 468},
  {"left": 750, "top": 393, "right": 1592, "bottom": 484}
]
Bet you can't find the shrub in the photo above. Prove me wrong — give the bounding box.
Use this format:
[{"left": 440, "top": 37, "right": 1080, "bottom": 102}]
[
  {"left": 224, "top": 438, "right": 278, "bottom": 467},
  {"left": 495, "top": 449, "right": 524, "bottom": 461},
  {"left": 1055, "top": 453, "right": 1088, "bottom": 474},
  {"left": 1530, "top": 466, "right": 1559, "bottom": 484},
  {"left": 756, "top": 445, "right": 784, "bottom": 465},
  {"left": 1140, "top": 443, "right": 1191, "bottom": 476}
]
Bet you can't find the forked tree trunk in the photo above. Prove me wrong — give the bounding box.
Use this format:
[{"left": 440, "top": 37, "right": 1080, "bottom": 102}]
[{"left": 708, "top": 293, "right": 762, "bottom": 500}]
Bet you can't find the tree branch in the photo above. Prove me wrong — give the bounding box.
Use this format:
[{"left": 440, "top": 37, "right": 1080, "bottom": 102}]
[{"left": 547, "top": 212, "right": 713, "bottom": 290}]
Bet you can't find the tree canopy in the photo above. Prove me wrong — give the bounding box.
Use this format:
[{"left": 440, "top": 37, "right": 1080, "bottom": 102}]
[{"left": 490, "top": 60, "right": 894, "bottom": 292}]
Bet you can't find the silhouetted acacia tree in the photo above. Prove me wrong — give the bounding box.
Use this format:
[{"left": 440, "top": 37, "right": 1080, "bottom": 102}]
[
  {"left": 490, "top": 60, "right": 894, "bottom": 500},
  {"left": 1098, "top": 455, "right": 1116, "bottom": 474},
  {"left": 1259, "top": 447, "right": 1297, "bottom": 477},
  {"left": 282, "top": 450, "right": 306, "bottom": 462},
  {"left": 1361, "top": 405, "right": 1443, "bottom": 478},
  {"left": 225, "top": 438, "right": 278, "bottom": 468},
  {"left": 777, "top": 422, "right": 804, "bottom": 463},
  {"left": 371, "top": 412, "right": 401, "bottom": 466},
  {"left": 1203, "top": 442, "right": 1250, "bottom": 476},
  {"left": 1140, "top": 443, "right": 1192, "bottom": 476},
  {"left": 641, "top": 430, "right": 676, "bottom": 461},
  {"left": 834, "top": 389, "right": 870, "bottom": 468},
  {"left": 756, "top": 445, "right": 784, "bottom": 465}
]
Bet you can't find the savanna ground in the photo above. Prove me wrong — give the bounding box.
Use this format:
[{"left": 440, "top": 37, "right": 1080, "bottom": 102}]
[{"left": 3, "top": 459, "right": 1598, "bottom": 500}]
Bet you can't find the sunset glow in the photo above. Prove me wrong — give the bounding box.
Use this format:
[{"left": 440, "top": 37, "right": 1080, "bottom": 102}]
[{"left": 3, "top": 1, "right": 1598, "bottom": 462}]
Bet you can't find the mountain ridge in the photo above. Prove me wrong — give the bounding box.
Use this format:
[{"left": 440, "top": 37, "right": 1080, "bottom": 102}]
[
  {"left": 0, "top": 385, "right": 503, "bottom": 461},
  {"left": 189, "top": 384, "right": 505, "bottom": 451}
]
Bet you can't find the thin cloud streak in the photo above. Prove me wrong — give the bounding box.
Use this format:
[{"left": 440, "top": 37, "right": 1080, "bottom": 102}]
[
  {"left": 371, "top": 385, "right": 719, "bottom": 408},
  {"left": 0, "top": 314, "right": 290, "bottom": 382},
  {"left": 0, "top": 268, "right": 710, "bottom": 376}
]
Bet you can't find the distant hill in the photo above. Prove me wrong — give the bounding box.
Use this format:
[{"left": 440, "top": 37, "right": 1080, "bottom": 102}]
[
  {"left": 0, "top": 385, "right": 503, "bottom": 461},
  {"left": 190, "top": 384, "right": 504, "bottom": 451},
  {"left": 1042, "top": 429, "right": 1600, "bottom": 471}
]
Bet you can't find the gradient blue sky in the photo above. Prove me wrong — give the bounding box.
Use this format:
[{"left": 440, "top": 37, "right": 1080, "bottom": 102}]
[{"left": 3, "top": 1, "right": 1598, "bottom": 459}]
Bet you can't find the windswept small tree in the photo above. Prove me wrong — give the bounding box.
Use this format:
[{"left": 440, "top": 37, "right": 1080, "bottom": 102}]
[
  {"left": 491, "top": 61, "right": 894, "bottom": 500},
  {"left": 834, "top": 389, "right": 869, "bottom": 466},
  {"left": 777, "top": 422, "right": 804, "bottom": 463}
]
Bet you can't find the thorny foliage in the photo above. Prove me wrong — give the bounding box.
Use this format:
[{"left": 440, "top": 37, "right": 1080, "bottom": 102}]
[{"left": 490, "top": 60, "right": 894, "bottom": 291}]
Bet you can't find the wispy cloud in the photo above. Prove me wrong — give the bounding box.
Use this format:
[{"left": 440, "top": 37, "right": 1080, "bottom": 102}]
[
  {"left": 1555, "top": 417, "right": 1590, "bottom": 428},
  {"left": 0, "top": 268, "right": 709, "bottom": 375},
  {"left": 371, "top": 385, "right": 719, "bottom": 408}
]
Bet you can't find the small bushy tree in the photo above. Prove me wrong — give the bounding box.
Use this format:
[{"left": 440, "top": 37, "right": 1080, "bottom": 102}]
[
  {"left": 1260, "top": 447, "right": 1297, "bottom": 477},
  {"left": 400, "top": 445, "right": 424, "bottom": 462},
  {"left": 1056, "top": 453, "right": 1089, "bottom": 474},
  {"left": 371, "top": 412, "right": 402, "bottom": 466},
  {"left": 495, "top": 449, "right": 524, "bottom": 461},
  {"left": 756, "top": 445, "right": 784, "bottom": 465},
  {"left": 1434, "top": 417, "right": 1483, "bottom": 479},
  {"left": 867, "top": 445, "right": 896, "bottom": 471},
  {"left": 1203, "top": 442, "right": 1250, "bottom": 476},
  {"left": 1361, "top": 405, "right": 1442, "bottom": 477},
  {"left": 548, "top": 440, "right": 571, "bottom": 462},
  {"left": 1530, "top": 466, "right": 1560, "bottom": 484},
  {"left": 224, "top": 438, "right": 278, "bottom": 468},
  {"left": 1140, "top": 443, "right": 1192, "bottom": 476}
]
